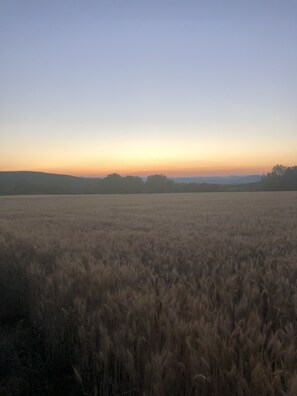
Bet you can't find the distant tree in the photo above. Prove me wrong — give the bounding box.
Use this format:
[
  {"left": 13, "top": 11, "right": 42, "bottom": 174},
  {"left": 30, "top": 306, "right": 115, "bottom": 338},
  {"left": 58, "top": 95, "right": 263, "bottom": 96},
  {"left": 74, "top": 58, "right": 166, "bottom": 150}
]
[
  {"left": 145, "top": 175, "right": 176, "bottom": 193},
  {"left": 102, "top": 173, "right": 123, "bottom": 193},
  {"left": 123, "top": 176, "right": 144, "bottom": 193},
  {"left": 271, "top": 164, "right": 287, "bottom": 176},
  {"left": 261, "top": 164, "right": 297, "bottom": 191},
  {"left": 100, "top": 174, "right": 144, "bottom": 194}
]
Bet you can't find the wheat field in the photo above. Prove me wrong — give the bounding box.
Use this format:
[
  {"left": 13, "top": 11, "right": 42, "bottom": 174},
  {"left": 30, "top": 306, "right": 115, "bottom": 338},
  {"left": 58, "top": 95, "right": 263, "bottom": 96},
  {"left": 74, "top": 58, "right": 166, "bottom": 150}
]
[{"left": 0, "top": 192, "right": 297, "bottom": 395}]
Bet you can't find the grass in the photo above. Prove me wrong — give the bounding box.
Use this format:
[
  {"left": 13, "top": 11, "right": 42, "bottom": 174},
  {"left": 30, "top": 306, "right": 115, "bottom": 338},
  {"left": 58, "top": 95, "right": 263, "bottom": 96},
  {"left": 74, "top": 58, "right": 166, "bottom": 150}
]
[{"left": 0, "top": 192, "right": 297, "bottom": 395}]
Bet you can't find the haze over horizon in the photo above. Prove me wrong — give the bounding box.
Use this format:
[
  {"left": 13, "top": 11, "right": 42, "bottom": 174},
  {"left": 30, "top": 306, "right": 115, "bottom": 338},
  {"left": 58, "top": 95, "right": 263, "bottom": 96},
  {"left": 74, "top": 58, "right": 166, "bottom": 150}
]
[{"left": 1, "top": 1, "right": 296, "bottom": 177}]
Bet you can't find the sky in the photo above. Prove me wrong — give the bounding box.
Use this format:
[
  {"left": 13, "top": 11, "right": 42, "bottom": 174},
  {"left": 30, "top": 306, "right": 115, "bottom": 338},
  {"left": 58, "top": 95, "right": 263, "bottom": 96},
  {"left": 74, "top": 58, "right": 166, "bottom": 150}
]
[{"left": 0, "top": 0, "right": 296, "bottom": 176}]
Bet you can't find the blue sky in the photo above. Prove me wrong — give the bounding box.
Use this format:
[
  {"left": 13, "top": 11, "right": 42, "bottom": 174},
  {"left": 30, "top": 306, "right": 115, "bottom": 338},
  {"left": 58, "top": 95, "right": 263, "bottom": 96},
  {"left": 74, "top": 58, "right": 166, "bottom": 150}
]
[{"left": 1, "top": 0, "right": 296, "bottom": 176}]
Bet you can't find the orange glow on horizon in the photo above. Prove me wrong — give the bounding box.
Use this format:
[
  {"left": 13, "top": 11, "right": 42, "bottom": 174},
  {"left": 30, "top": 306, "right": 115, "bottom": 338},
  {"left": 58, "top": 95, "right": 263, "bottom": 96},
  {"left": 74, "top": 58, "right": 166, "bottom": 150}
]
[
  {"left": 2, "top": 160, "right": 293, "bottom": 178},
  {"left": 2, "top": 120, "right": 296, "bottom": 178},
  {"left": 1, "top": 137, "right": 296, "bottom": 177}
]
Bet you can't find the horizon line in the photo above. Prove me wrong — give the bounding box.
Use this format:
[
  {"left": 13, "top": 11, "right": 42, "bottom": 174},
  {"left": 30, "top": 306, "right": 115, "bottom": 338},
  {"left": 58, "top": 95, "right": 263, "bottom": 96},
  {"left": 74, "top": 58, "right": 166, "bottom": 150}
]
[{"left": 0, "top": 169, "right": 266, "bottom": 179}]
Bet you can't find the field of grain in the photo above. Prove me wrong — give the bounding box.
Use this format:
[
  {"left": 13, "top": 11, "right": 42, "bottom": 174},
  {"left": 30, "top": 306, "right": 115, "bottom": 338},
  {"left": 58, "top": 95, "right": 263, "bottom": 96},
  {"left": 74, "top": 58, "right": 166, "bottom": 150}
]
[{"left": 1, "top": 192, "right": 297, "bottom": 395}]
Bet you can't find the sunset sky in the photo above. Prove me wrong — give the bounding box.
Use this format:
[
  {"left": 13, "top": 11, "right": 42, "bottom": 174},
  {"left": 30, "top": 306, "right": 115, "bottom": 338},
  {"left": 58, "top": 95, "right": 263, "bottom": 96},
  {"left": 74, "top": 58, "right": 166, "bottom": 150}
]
[{"left": 1, "top": 1, "right": 296, "bottom": 176}]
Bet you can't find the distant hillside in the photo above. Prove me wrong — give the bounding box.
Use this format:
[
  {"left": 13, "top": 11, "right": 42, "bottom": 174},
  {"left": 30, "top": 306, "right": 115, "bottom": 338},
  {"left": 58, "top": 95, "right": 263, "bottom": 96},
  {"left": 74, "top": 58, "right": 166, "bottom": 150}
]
[
  {"left": 0, "top": 171, "right": 99, "bottom": 195},
  {"left": 174, "top": 175, "right": 262, "bottom": 184}
]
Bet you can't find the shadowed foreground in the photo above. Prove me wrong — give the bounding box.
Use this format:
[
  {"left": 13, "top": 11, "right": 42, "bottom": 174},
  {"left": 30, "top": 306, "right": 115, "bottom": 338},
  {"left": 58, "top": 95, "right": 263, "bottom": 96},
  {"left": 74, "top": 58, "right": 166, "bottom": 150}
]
[{"left": 0, "top": 192, "right": 297, "bottom": 395}]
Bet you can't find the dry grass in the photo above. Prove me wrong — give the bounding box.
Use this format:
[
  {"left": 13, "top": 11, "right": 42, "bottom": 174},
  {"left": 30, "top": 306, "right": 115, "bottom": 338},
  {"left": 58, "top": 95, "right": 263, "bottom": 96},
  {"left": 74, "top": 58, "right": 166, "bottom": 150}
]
[{"left": 0, "top": 192, "right": 297, "bottom": 395}]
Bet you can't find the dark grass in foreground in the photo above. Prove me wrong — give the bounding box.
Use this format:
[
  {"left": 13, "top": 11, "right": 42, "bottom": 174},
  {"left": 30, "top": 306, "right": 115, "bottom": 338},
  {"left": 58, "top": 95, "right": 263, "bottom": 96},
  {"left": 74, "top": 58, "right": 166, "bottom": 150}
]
[{"left": 0, "top": 192, "right": 297, "bottom": 395}]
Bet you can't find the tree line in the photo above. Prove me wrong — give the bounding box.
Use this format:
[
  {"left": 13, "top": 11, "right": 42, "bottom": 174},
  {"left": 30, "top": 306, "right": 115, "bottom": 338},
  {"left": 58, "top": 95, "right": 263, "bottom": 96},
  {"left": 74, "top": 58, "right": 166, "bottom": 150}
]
[
  {"left": 260, "top": 164, "right": 297, "bottom": 191},
  {"left": 0, "top": 165, "right": 296, "bottom": 195},
  {"left": 102, "top": 165, "right": 297, "bottom": 193}
]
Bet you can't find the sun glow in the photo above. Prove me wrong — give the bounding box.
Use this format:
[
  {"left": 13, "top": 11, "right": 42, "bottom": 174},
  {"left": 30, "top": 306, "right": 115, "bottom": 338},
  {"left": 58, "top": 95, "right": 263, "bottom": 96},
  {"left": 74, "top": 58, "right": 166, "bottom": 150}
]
[{"left": 2, "top": 123, "right": 296, "bottom": 176}]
